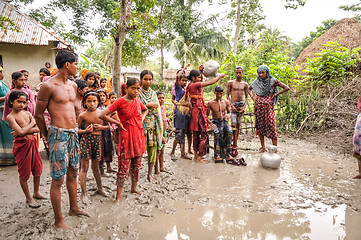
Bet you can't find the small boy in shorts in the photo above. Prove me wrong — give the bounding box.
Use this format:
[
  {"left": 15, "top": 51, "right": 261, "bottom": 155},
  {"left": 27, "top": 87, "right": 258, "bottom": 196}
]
[
  {"left": 6, "top": 91, "right": 45, "bottom": 208},
  {"left": 78, "top": 90, "right": 108, "bottom": 203}
]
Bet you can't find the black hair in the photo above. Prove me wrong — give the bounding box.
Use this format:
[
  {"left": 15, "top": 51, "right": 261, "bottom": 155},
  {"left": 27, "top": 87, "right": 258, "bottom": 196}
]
[
  {"left": 99, "top": 78, "right": 107, "bottom": 84},
  {"left": 82, "top": 90, "right": 100, "bottom": 109},
  {"left": 156, "top": 91, "right": 164, "bottom": 96},
  {"left": 97, "top": 88, "right": 108, "bottom": 99},
  {"left": 126, "top": 77, "right": 140, "bottom": 87},
  {"left": 140, "top": 70, "right": 153, "bottom": 80},
  {"left": 187, "top": 69, "right": 201, "bottom": 81},
  {"left": 215, "top": 86, "right": 224, "bottom": 92},
  {"left": 8, "top": 90, "right": 28, "bottom": 108},
  {"left": 75, "top": 79, "right": 89, "bottom": 90},
  {"left": 235, "top": 66, "right": 243, "bottom": 71},
  {"left": 108, "top": 92, "right": 117, "bottom": 98},
  {"left": 95, "top": 72, "right": 101, "bottom": 76},
  {"left": 55, "top": 50, "right": 78, "bottom": 69},
  {"left": 84, "top": 72, "right": 99, "bottom": 89},
  {"left": 39, "top": 68, "right": 50, "bottom": 76},
  {"left": 45, "top": 62, "right": 51, "bottom": 67},
  {"left": 12, "top": 72, "right": 23, "bottom": 81},
  {"left": 20, "top": 69, "right": 29, "bottom": 74}
]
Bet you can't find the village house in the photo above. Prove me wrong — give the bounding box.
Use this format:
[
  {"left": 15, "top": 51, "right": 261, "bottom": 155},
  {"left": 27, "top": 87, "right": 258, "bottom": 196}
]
[{"left": 0, "top": 0, "right": 70, "bottom": 88}]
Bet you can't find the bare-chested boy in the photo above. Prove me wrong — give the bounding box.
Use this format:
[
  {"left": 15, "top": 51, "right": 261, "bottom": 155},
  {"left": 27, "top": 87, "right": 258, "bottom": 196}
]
[
  {"left": 35, "top": 50, "right": 88, "bottom": 230},
  {"left": 226, "top": 66, "right": 249, "bottom": 148},
  {"left": 207, "top": 86, "right": 233, "bottom": 162}
]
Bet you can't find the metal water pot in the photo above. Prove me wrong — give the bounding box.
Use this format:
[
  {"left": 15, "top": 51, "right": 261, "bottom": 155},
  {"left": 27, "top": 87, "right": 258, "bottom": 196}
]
[
  {"left": 260, "top": 145, "right": 281, "bottom": 169},
  {"left": 202, "top": 59, "right": 220, "bottom": 78}
]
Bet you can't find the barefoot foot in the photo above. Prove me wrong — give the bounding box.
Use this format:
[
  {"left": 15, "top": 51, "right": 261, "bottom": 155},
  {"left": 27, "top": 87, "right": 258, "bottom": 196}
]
[
  {"left": 181, "top": 154, "right": 192, "bottom": 160},
  {"left": 53, "top": 221, "right": 71, "bottom": 230},
  {"left": 131, "top": 189, "right": 142, "bottom": 195},
  {"left": 26, "top": 199, "right": 40, "bottom": 208},
  {"left": 353, "top": 174, "right": 361, "bottom": 179},
  {"left": 69, "top": 209, "right": 90, "bottom": 217},
  {"left": 96, "top": 189, "right": 107, "bottom": 197},
  {"left": 33, "top": 193, "right": 46, "bottom": 200}
]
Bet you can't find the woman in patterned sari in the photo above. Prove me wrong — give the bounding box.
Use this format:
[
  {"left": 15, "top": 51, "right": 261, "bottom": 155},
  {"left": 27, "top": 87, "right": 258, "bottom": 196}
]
[{"left": 249, "top": 65, "right": 290, "bottom": 153}]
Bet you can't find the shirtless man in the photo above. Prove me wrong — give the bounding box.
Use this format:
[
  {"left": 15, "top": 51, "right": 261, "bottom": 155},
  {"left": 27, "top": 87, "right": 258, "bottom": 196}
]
[
  {"left": 35, "top": 50, "right": 88, "bottom": 230},
  {"left": 207, "top": 86, "right": 233, "bottom": 162},
  {"left": 226, "top": 66, "right": 249, "bottom": 148}
]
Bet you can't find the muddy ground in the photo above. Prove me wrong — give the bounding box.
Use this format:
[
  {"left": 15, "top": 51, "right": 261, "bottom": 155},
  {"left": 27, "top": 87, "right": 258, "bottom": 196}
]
[{"left": 0, "top": 133, "right": 361, "bottom": 240}]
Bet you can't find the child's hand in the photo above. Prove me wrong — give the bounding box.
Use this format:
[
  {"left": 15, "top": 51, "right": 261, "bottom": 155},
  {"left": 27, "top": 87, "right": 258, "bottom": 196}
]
[
  {"left": 118, "top": 123, "right": 126, "bottom": 131},
  {"left": 93, "top": 124, "right": 102, "bottom": 131},
  {"left": 199, "top": 65, "right": 204, "bottom": 72},
  {"left": 86, "top": 124, "right": 93, "bottom": 133},
  {"left": 11, "top": 131, "right": 19, "bottom": 138},
  {"left": 162, "top": 137, "right": 166, "bottom": 144},
  {"left": 231, "top": 104, "right": 237, "bottom": 112}
]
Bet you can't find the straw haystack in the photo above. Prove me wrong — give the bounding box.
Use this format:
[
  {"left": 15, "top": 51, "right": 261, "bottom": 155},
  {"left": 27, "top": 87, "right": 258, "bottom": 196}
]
[{"left": 294, "top": 18, "right": 361, "bottom": 74}]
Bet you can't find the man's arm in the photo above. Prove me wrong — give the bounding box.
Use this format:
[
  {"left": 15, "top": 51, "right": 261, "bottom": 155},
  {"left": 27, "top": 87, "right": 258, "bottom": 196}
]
[
  {"left": 240, "top": 83, "right": 249, "bottom": 113},
  {"left": 35, "top": 83, "right": 52, "bottom": 140},
  {"left": 207, "top": 101, "right": 211, "bottom": 117},
  {"left": 226, "top": 100, "right": 231, "bottom": 114},
  {"left": 226, "top": 81, "right": 232, "bottom": 101}
]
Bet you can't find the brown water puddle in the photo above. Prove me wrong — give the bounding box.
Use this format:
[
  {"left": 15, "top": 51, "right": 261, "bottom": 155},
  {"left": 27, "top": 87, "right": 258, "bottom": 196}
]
[{"left": 1, "top": 136, "right": 361, "bottom": 239}]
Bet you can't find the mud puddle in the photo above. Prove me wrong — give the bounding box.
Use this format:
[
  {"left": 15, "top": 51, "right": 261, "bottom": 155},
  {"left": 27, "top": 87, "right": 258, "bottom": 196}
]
[{"left": 0, "top": 135, "right": 361, "bottom": 239}]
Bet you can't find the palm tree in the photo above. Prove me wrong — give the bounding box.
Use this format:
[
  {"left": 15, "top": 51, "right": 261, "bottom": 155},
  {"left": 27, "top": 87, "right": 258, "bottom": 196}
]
[{"left": 167, "top": 12, "right": 230, "bottom": 67}]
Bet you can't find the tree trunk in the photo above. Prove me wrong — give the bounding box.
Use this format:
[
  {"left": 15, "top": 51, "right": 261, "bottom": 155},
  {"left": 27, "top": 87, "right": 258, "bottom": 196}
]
[
  {"left": 232, "top": 0, "right": 241, "bottom": 54},
  {"left": 112, "top": 0, "right": 128, "bottom": 96},
  {"left": 160, "top": 39, "right": 164, "bottom": 81}
]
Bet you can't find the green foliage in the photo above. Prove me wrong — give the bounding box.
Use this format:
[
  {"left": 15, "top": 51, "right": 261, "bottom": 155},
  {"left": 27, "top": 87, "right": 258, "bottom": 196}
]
[
  {"left": 166, "top": 0, "right": 230, "bottom": 67},
  {"left": 78, "top": 54, "right": 111, "bottom": 78},
  {"left": 303, "top": 40, "right": 361, "bottom": 87},
  {"left": 282, "top": 0, "right": 307, "bottom": 9},
  {"left": 339, "top": 1, "right": 361, "bottom": 20},
  {"left": 276, "top": 88, "right": 319, "bottom": 132},
  {"left": 220, "top": 27, "right": 298, "bottom": 85},
  {"left": 292, "top": 19, "right": 337, "bottom": 59},
  {"left": 151, "top": 81, "right": 172, "bottom": 92},
  {"left": 0, "top": 15, "right": 20, "bottom": 33}
]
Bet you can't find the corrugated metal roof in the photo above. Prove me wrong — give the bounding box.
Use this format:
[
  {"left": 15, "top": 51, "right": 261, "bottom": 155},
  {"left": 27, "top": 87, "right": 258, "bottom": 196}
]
[{"left": 0, "top": 0, "right": 70, "bottom": 48}]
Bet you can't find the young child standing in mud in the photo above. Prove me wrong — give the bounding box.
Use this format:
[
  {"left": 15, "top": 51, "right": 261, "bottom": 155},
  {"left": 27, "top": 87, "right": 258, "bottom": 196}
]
[
  {"left": 170, "top": 72, "right": 192, "bottom": 160},
  {"left": 249, "top": 65, "right": 290, "bottom": 152},
  {"left": 78, "top": 90, "right": 108, "bottom": 203},
  {"left": 100, "top": 78, "right": 148, "bottom": 203},
  {"left": 187, "top": 68, "right": 225, "bottom": 163},
  {"left": 7, "top": 91, "right": 45, "bottom": 208},
  {"left": 155, "top": 92, "right": 168, "bottom": 174},
  {"left": 97, "top": 89, "right": 115, "bottom": 175},
  {"left": 138, "top": 70, "right": 163, "bottom": 181},
  {"left": 352, "top": 96, "right": 361, "bottom": 179}
]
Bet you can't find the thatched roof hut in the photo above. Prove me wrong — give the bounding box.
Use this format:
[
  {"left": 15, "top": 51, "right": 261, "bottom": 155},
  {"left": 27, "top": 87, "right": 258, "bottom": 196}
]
[{"left": 293, "top": 18, "right": 361, "bottom": 74}]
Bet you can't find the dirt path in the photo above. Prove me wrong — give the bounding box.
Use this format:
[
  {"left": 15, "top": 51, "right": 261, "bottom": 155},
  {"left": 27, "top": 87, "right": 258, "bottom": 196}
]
[{"left": 0, "top": 134, "right": 360, "bottom": 239}]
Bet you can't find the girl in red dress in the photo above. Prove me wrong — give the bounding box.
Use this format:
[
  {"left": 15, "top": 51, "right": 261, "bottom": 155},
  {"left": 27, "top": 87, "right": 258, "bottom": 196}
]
[{"left": 100, "top": 78, "right": 148, "bottom": 202}]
